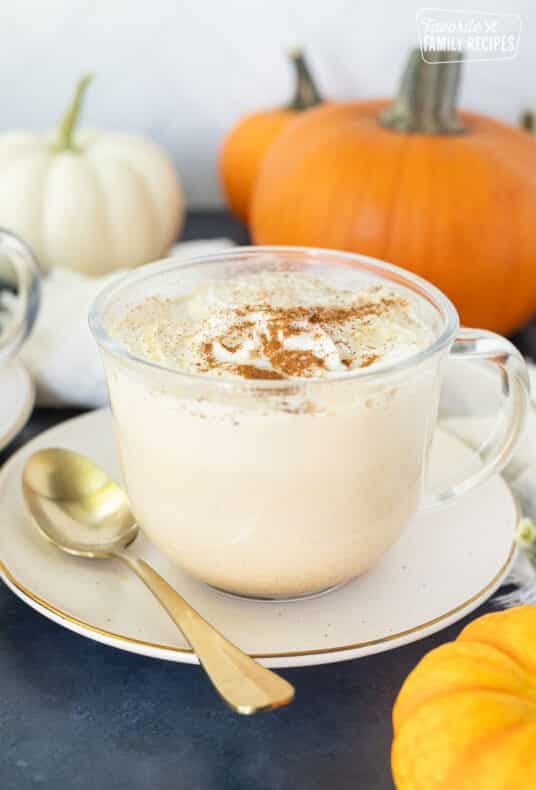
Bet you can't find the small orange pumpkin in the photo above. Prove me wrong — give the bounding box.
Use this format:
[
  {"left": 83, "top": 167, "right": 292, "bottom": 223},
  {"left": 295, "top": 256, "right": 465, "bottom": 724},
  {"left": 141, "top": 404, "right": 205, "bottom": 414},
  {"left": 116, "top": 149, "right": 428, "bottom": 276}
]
[
  {"left": 392, "top": 605, "right": 536, "bottom": 789},
  {"left": 219, "top": 50, "right": 322, "bottom": 224},
  {"left": 251, "top": 50, "right": 536, "bottom": 334}
]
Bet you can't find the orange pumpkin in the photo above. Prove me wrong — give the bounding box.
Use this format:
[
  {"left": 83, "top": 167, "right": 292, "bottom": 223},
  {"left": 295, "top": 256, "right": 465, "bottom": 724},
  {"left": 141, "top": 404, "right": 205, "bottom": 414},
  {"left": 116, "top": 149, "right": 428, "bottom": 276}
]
[
  {"left": 251, "top": 50, "right": 536, "bottom": 334},
  {"left": 219, "top": 50, "right": 322, "bottom": 224},
  {"left": 392, "top": 605, "right": 536, "bottom": 789}
]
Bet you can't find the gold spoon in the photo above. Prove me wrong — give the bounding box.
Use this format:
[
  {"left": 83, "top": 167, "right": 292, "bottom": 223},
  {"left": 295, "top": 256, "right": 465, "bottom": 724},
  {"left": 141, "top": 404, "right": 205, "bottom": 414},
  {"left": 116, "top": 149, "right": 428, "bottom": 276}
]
[{"left": 22, "top": 448, "right": 294, "bottom": 715}]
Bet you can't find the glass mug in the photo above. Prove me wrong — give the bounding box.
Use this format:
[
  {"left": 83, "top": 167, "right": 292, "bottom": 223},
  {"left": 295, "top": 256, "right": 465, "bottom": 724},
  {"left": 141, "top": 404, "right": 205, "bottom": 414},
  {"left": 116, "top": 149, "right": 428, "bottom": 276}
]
[
  {"left": 89, "top": 248, "right": 529, "bottom": 600},
  {"left": 0, "top": 229, "right": 41, "bottom": 366}
]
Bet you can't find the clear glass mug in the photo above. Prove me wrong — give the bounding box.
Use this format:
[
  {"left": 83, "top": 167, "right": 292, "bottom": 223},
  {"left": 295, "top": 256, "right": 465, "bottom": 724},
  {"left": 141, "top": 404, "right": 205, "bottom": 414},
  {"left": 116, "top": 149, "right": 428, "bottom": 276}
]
[
  {"left": 89, "top": 247, "right": 529, "bottom": 600},
  {"left": 0, "top": 229, "right": 41, "bottom": 366}
]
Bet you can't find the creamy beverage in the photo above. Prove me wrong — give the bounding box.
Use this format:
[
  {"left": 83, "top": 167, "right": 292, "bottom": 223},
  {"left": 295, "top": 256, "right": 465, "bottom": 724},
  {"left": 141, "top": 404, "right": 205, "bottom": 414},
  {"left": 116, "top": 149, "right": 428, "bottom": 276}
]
[{"left": 102, "top": 265, "right": 439, "bottom": 598}]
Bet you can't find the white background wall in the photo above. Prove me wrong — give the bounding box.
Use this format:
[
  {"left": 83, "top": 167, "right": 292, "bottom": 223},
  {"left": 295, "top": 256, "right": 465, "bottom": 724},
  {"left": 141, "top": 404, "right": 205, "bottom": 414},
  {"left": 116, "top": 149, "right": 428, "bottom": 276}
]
[{"left": 2, "top": 0, "right": 534, "bottom": 207}]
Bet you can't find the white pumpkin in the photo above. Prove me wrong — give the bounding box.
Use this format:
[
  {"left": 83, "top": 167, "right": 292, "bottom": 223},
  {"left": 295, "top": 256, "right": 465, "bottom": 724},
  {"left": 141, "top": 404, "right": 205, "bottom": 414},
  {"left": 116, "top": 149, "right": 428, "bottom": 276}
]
[{"left": 0, "top": 75, "right": 184, "bottom": 275}]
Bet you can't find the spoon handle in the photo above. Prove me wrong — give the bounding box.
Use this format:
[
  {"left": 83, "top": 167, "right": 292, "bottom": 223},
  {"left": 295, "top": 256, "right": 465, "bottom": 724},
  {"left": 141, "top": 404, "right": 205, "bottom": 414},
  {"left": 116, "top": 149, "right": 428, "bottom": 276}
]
[{"left": 116, "top": 553, "right": 294, "bottom": 714}]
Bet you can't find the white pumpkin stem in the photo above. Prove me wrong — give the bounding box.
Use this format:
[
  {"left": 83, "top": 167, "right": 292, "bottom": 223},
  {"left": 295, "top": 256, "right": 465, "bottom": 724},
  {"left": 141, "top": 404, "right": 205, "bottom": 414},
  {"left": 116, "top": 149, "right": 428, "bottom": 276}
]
[{"left": 52, "top": 73, "right": 93, "bottom": 153}]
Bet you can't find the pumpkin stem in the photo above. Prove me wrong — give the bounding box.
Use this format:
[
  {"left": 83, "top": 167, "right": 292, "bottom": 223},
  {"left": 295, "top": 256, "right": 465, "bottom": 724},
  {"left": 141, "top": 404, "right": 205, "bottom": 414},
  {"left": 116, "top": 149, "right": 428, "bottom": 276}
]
[
  {"left": 520, "top": 109, "right": 535, "bottom": 132},
  {"left": 52, "top": 73, "right": 93, "bottom": 153},
  {"left": 286, "top": 49, "right": 322, "bottom": 111},
  {"left": 379, "top": 49, "right": 465, "bottom": 134}
]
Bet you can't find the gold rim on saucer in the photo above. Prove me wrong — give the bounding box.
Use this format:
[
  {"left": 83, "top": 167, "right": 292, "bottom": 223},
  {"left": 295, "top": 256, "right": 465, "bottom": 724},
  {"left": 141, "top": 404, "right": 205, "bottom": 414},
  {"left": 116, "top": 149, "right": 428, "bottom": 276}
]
[{"left": 0, "top": 538, "right": 517, "bottom": 660}]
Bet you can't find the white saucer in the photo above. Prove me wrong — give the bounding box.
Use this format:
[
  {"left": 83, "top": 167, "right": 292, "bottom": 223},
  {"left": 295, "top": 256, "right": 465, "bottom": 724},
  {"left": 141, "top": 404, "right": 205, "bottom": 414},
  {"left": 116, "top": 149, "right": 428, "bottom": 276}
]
[
  {"left": 0, "top": 360, "right": 34, "bottom": 452},
  {"left": 0, "top": 409, "right": 517, "bottom": 668}
]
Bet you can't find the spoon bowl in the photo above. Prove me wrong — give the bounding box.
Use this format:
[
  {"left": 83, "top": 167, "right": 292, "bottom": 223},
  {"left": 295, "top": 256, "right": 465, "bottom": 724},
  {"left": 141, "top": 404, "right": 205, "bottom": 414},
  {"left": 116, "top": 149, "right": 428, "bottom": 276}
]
[
  {"left": 22, "top": 447, "right": 294, "bottom": 714},
  {"left": 23, "top": 448, "right": 138, "bottom": 557}
]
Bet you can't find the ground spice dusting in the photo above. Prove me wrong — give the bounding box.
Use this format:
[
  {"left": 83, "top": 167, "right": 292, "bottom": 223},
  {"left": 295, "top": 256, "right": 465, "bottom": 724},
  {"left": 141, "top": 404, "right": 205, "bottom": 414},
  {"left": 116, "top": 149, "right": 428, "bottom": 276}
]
[
  {"left": 360, "top": 353, "right": 380, "bottom": 368},
  {"left": 201, "top": 341, "right": 214, "bottom": 362},
  {"left": 307, "top": 300, "right": 401, "bottom": 324},
  {"left": 269, "top": 348, "right": 324, "bottom": 377},
  {"left": 113, "top": 277, "right": 435, "bottom": 383},
  {"left": 198, "top": 296, "right": 407, "bottom": 380},
  {"left": 233, "top": 365, "right": 284, "bottom": 380}
]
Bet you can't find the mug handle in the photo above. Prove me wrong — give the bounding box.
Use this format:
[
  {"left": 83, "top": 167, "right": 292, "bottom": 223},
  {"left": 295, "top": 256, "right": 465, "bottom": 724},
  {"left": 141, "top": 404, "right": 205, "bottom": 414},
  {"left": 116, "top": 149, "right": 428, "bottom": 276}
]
[
  {"left": 0, "top": 229, "right": 41, "bottom": 365},
  {"left": 423, "top": 327, "right": 530, "bottom": 508}
]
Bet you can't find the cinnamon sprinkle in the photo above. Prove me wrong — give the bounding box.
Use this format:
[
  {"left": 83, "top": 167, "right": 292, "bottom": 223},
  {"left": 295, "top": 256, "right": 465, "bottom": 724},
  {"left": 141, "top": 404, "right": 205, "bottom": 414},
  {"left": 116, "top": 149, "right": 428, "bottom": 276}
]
[
  {"left": 201, "top": 341, "right": 214, "bottom": 369},
  {"left": 233, "top": 365, "right": 284, "bottom": 380},
  {"left": 360, "top": 353, "right": 380, "bottom": 368},
  {"left": 198, "top": 296, "right": 407, "bottom": 379},
  {"left": 233, "top": 300, "right": 403, "bottom": 326}
]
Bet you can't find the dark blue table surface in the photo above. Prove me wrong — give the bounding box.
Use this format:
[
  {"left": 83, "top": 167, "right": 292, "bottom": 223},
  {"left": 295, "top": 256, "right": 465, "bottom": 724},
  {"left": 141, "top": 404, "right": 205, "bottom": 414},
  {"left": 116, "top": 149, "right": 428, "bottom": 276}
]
[{"left": 0, "top": 213, "right": 521, "bottom": 790}]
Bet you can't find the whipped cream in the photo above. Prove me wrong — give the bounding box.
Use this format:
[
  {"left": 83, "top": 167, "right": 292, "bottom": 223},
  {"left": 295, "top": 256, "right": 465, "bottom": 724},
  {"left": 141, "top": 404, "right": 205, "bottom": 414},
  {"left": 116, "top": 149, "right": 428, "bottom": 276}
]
[{"left": 111, "top": 272, "right": 434, "bottom": 380}]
